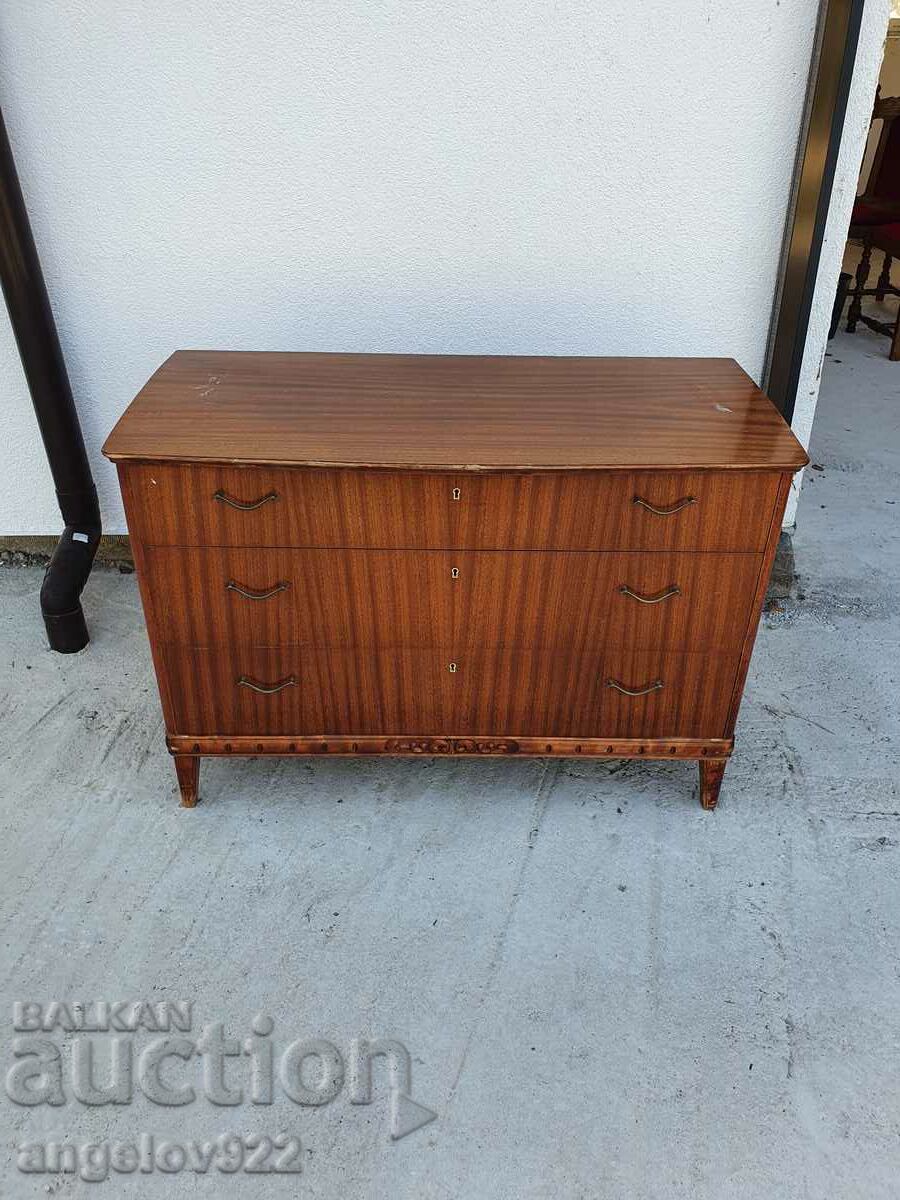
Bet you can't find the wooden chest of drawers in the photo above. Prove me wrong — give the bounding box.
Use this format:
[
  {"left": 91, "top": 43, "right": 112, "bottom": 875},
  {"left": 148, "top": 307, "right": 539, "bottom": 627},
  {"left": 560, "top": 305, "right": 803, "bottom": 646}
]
[{"left": 103, "top": 352, "right": 807, "bottom": 809}]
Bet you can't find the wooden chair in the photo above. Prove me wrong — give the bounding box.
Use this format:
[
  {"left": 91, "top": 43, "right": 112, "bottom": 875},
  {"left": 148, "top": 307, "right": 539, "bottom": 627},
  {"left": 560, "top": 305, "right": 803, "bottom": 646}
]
[
  {"left": 846, "top": 223, "right": 900, "bottom": 359},
  {"left": 850, "top": 92, "right": 900, "bottom": 233},
  {"left": 845, "top": 94, "right": 900, "bottom": 351}
]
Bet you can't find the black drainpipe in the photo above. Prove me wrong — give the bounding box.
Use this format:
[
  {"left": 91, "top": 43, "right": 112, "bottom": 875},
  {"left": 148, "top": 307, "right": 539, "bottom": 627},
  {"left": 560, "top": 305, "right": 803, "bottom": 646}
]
[{"left": 0, "top": 106, "right": 101, "bottom": 652}]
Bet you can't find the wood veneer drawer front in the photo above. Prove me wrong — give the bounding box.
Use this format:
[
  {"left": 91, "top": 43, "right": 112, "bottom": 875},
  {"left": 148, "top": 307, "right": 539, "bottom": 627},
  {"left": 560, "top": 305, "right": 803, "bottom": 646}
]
[
  {"left": 444, "top": 648, "right": 739, "bottom": 738},
  {"left": 144, "top": 547, "right": 452, "bottom": 649},
  {"left": 451, "top": 470, "right": 779, "bottom": 552},
  {"left": 145, "top": 546, "right": 761, "bottom": 654},
  {"left": 455, "top": 549, "right": 760, "bottom": 654},
  {"left": 121, "top": 463, "right": 780, "bottom": 551},
  {"left": 120, "top": 464, "right": 456, "bottom": 549},
  {"left": 163, "top": 647, "right": 450, "bottom": 736},
  {"left": 161, "top": 646, "right": 738, "bottom": 739}
]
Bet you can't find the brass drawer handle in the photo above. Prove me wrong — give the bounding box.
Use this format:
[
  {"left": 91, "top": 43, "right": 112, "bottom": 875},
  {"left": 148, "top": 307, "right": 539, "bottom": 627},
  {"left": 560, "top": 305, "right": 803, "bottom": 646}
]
[
  {"left": 606, "top": 678, "right": 664, "bottom": 697},
  {"left": 632, "top": 495, "right": 696, "bottom": 516},
  {"left": 226, "top": 580, "right": 290, "bottom": 601},
  {"left": 214, "top": 489, "right": 278, "bottom": 511},
  {"left": 237, "top": 674, "right": 297, "bottom": 695},
  {"left": 618, "top": 584, "right": 681, "bottom": 605}
]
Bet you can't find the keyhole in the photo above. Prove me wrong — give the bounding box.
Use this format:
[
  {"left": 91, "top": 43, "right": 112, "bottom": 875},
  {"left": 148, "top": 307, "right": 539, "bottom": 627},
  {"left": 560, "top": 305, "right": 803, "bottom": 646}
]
[
  {"left": 451, "top": 487, "right": 461, "bottom": 501},
  {"left": 451, "top": 567, "right": 460, "bottom": 579},
  {"left": 448, "top": 662, "right": 458, "bottom": 673}
]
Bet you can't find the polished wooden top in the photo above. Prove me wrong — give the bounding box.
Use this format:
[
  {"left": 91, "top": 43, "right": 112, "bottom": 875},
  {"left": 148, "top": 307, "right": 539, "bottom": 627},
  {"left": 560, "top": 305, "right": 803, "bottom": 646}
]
[{"left": 103, "top": 351, "right": 808, "bottom": 471}]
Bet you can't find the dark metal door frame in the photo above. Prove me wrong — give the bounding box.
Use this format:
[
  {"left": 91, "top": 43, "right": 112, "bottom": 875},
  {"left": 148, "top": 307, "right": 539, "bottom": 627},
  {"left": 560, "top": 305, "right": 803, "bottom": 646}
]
[{"left": 764, "top": 0, "right": 868, "bottom": 423}]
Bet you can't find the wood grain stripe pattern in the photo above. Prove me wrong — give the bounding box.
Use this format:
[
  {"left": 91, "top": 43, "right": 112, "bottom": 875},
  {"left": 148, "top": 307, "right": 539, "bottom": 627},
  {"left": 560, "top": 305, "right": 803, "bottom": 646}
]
[
  {"left": 120, "top": 463, "right": 781, "bottom": 552},
  {"left": 143, "top": 546, "right": 762, "bottom": 654},
  {"left": 162, "top": 645, "right": 741, "bottom": 739},
  {"left": 103, "top": 352, "right": 809, "bottom": 471}
]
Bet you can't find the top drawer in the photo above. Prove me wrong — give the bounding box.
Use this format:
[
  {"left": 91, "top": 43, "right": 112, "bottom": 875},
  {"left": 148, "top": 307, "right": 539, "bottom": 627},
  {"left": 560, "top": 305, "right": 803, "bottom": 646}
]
[{"left": 119, "top": 463, "right": 781, "bottom": 552}]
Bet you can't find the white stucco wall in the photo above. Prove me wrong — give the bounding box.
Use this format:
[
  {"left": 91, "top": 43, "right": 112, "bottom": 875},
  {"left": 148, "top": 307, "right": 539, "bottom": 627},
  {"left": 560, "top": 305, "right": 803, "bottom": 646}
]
[
  {"left": 1, "top": 2, "right": 825, "bottom": 534},
  {"left": 785, "top": 0, "right": 891, "bottom": 526}
]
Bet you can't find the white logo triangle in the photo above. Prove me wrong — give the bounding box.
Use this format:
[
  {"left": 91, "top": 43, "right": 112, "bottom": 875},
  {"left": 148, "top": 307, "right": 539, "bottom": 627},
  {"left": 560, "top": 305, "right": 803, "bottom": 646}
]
[{"left": 390, "top": 1091, "right": 438, "bottom": 1140}]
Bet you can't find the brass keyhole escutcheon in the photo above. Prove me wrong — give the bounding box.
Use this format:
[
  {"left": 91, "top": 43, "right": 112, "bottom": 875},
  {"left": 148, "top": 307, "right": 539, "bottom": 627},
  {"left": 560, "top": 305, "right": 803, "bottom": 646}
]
[
  {"left": 452, "top": 487, "right": 461, "bottom": 500},
  {"left": 448, "top": 662, "right": 458, "bottom": 673},
  {"left": 451, "top": 567, "right": 460, "bottom": 579}
]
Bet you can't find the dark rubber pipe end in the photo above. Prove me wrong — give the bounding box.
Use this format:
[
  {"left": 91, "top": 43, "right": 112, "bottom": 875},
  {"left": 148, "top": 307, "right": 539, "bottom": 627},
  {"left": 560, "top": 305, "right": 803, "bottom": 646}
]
[
  {"left": 43, "top": 606, "right": 90, "bottom": 654},
  {"left": 40, "top": 521, "right": 101, "bottom": 652}
]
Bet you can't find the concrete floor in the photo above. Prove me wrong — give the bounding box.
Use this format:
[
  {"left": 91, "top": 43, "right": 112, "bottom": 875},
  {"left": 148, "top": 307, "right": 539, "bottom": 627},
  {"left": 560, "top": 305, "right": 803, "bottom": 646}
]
[{"left": 1, "top": 329, "right": 899, "bottom": 1199}]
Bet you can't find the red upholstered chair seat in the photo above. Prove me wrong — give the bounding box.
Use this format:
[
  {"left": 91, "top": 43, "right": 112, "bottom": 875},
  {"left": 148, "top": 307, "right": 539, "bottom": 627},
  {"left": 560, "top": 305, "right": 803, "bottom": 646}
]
[
  {"left": 852, "top": 199, "right": 896, "bottom": 226},
  {"left": 871, "top": 222, "right": 900, "bottom": 257}
]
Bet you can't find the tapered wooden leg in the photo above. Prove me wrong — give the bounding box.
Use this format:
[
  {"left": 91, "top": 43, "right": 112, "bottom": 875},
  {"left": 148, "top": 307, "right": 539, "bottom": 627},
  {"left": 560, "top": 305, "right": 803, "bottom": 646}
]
[
  {"left": 847, "top": 240, "right": 872, "bottom": 332},
  {"left": 174, "top": 755, "right": 200, "bottom": 808},
  {"left": 876, "top": 252, "right": 892, "bottom": 302},
  {"left": 699, "top": 758, "right": 727, "bottom": 811}
]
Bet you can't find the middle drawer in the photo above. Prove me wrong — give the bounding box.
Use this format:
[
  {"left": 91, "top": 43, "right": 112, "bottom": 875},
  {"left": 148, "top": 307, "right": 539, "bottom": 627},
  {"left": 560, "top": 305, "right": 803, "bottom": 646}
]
[{"left": 144, "top": 547, "right": 760, "bottom": 654}]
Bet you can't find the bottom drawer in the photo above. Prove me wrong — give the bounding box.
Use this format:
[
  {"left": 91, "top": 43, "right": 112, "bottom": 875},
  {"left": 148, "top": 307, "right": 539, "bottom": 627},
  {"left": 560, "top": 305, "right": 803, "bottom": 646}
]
[{"left": 161, "top": 646, "right": 739, "bottom": 739}]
